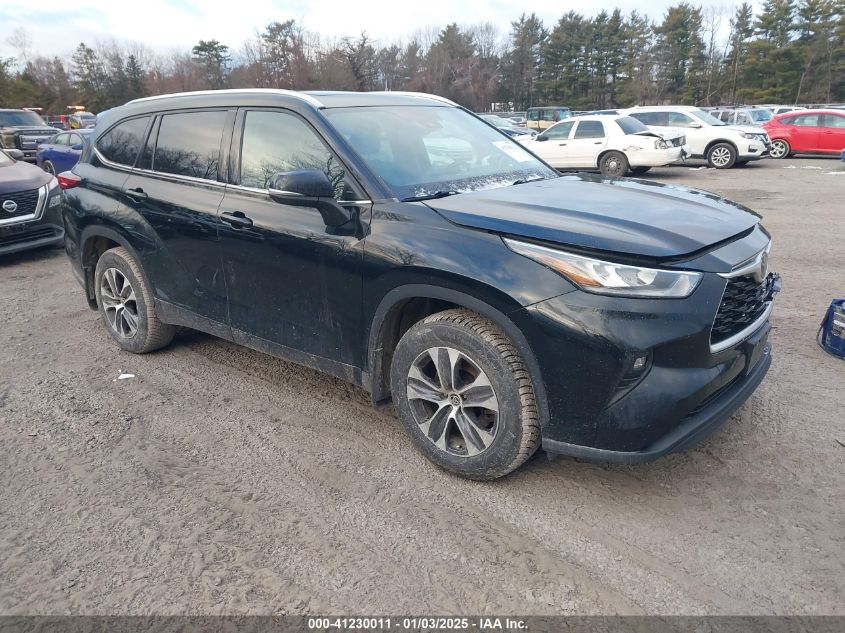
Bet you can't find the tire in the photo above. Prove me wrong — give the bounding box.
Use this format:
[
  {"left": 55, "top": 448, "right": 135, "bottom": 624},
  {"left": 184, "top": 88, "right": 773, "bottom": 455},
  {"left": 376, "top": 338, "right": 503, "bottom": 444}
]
[
  {"left": 42, "top": 160, "right": 55, "bottom": 175},
  {"left": 630, "top": 166, "right": 651, "bottom": 175},
  {"left": 706, "top": 143, "right": 737, "bottom": 169},
  {"left": 599, "top": 151, "right": 629, "bottom": 177},
  {"left": 769, "top": 139, "right": 790, "bottom": 160},
  {"left": 390, "top": 308, "right": 540, "bottom": 480},
  {"left": 94, "top": 246, "right": 176, "bottom": 354}
]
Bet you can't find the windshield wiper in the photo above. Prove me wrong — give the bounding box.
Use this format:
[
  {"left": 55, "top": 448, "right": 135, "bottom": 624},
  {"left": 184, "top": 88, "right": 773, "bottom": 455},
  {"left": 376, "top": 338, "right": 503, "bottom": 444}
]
[
  {"left": 401, "top": 190, "right": 460, "bottom": 202},
  {"left": 511, "top": 176, "right": 545, "bottom": 186}
]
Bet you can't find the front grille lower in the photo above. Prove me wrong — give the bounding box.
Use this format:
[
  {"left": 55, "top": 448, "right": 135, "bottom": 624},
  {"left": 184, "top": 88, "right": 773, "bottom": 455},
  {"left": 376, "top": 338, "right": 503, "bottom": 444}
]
[
  {"left": 711, "top": 275, "right": 769, "bottom": 347},
  {"left": 0, "top": 189, "right": 40, "bottom": 219},
  {"left": 0, "top": 226, "right": 58, "bottom": 248}
]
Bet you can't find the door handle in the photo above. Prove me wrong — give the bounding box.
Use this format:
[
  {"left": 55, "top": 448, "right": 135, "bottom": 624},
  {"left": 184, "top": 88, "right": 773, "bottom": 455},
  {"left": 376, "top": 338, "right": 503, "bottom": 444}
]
[
  {"left": 125, "top": 187, "right": 147, "bottom": 201},
  {"left": 593, "top": 141, "right": 603, "bottom": 144},
  {"left": 558, "top": 143, "right": 567, "bottom": 146},
  {"left": 221, "top": 211, "right": 253, "bottom": 229}
]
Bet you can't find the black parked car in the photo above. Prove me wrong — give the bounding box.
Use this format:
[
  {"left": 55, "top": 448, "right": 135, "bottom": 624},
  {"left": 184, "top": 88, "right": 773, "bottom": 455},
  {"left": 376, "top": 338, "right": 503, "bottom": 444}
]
[
  {"left": 0, "top": 148, "right": 64, "bottom": 255},
  {"left": 62, "top": 90, "right": 780, "bottom": 479},
  {"left": 0, "top": 109, "right": 61, "bottom": 162}
]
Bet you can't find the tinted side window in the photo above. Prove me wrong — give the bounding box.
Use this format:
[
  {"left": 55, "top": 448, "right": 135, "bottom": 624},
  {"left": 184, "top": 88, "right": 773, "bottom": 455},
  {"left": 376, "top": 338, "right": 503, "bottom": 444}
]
[
  {"left": 631, "top": 112, "right": 665, "bottom": 126},
  {"left": 54, "top": 133, "right": 70, "bottom": 145},
  {"left": 527, "top": 110, "right": 540, "bottom": 121},
  {"left": 239, "top": 110, "right": 349, "bottom": 199},
  {"left": 153, "top": 111, "right": 226, "bottom": 180},
  {"left": 793, "top": 114, "right": 821, "bottom": 127},
  {"left": 780, "top": 115, "right": 797, "bottom": 125},
  {"left": 96, "top": 117, "right": 150, "bottom": 166},
  {"left": 541, "top": 109, "right": 556, "bottom": 122},
  {"left": 545, "top": 121, "right": 574, "bottom": 139},
  {"left": 666, "top": 112, "right": 696, "bottom": 127},
  {"left": 573, "top": 120, "right": 605, "bottom": 139}
]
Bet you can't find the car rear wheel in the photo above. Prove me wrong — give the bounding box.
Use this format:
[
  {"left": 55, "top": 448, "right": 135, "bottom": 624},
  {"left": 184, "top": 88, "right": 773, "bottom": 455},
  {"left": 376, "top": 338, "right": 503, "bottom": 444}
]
[
  {"left": 769, "top": 139, "right": 790, "bottom": 159},
  {"left": 42, "top": 160, "right": 55, "bottom": 175},
  {"left": 94, "top": 246, "right": 176, "bottom": 354},
  {"left": 707, "top": 143, "right": 737, "bottom": 169},
  {"left": 599, "top": 151, "right": 629, "bottom": 177},
  {"left": 390, "top": 308, "right": 540, "bottom": 480}
]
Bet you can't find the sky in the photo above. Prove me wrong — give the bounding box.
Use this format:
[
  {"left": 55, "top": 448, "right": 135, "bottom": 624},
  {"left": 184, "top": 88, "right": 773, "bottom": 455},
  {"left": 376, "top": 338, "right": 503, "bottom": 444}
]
[{"left": 0, "top": 0, "right": 753, "bottom": 61}]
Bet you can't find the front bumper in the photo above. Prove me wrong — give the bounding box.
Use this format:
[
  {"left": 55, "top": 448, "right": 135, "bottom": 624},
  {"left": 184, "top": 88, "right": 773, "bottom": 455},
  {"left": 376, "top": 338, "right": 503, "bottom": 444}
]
[
  {"left": 0, "top": 220, "right": 63, "bottom": 255},
  {"left": 627, "top": 146, "right": 685, "bottom": 168},
  {"left": 738, "top": 140, "right": 769, "bottom": 160}
]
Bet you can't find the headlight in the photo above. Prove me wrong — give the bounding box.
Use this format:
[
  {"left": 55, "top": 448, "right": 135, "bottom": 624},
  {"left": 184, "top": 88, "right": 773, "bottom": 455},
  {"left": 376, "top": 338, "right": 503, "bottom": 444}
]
[
  {"left": 504, "top": 238, "right": 702, "bottom": 298},
  {"left": 739, "top": 132, "right": 749, "bottom": 139},
  {"left": 47, "top": 176, "right": 62, "bottom": 208},
  {"left": 654, "top": 139, "right": 669, "bottom": 149}
]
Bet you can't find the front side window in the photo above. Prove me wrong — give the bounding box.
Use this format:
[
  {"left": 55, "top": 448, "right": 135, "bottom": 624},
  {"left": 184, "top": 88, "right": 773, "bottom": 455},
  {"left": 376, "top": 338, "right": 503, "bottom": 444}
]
[
  {"left": 527, "top": 109, "right": 540, "bottom": 121},
  {"left": 54, "top": 133, "right": 70, "bottom": 146},
  {"left": 152, "top": 111, "right": 226, "bottom": 180},
  {"left": 96, "top": 116, "right": 150, "bottom": 167},
  {"left": 666, "top": 112, "right": 697, "bottom": 128},
  {"left": 573, "top": 120, "right": 605, "bottom": 139},
  {"left": 541, "top": 110, "right": 556, "bottom": 122},
  {"left": 324, "top": 105, "right": 556, "bottom": 200},
  {"left": 690, "top": 109, "right": 727, "bottom": 126},
  {"left": 545, "top": 121, "right": 574, "bottom": 139},
  {"left": 630, "top": 112, "right": 665, "bottom": 126},
  {"left": 823, "top": 114, "right": 845, "bottom": 129},
  {"left": 240, "top": 110, "right": 349, "bottom": 198}
]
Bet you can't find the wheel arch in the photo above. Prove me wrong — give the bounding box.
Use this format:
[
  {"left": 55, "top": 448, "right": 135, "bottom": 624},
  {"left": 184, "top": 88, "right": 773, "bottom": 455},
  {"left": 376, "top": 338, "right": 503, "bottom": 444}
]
[
  {"left": 704, "top": 138, "right": 738, "bottom": 157},
  {"left": 596, "top": 148, "right": 626, "bottom": 168},
  {"left": 366, "top": 284, "right": 550, "bottom": 431},
  {"left": 79, "top": 224, "right": 144, "bottom": 308}
]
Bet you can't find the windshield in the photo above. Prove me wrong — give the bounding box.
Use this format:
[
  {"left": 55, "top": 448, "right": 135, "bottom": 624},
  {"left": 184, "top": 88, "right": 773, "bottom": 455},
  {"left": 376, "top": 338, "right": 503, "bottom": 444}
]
[
  {"left": 750, "top": 108, "right": 773, "bottom": 122},
  {"left": 0, "top": 110, "right": 47, "bottom": 127},
  {"left": 690, "top": 109, "right": 727, "bottom": 126},
  {"left": 615, "top": 116, "right": 650, "bottom": 135},
  {"left": 325, "top": 106, "right": 557, "bottom": 200}
]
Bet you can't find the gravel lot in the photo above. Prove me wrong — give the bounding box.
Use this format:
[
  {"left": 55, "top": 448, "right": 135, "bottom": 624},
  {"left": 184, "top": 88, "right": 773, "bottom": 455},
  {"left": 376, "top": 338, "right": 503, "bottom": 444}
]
[{"left": 1, "top": 157, "right": 843, "bottom": 616}]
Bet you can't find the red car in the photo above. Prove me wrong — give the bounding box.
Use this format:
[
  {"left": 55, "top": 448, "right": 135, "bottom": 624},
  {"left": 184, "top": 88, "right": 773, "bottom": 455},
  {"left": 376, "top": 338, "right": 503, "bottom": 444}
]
[{"left": 763, "top": 109, "right": 845, "bottom": 158}]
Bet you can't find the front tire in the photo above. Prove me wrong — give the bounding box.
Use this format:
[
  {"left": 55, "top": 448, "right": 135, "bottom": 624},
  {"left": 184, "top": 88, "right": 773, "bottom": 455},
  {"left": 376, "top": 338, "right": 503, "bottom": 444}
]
[
  {"left": 769, "top": 139, "right": 790, "bottom": 159},
  {"left": 390, "top": 309, "right": 540, "bottom": 480},
  {"left": 707, "top": 143, "right": 737, "bottom": 169},
  {"left": 42, "top": 160, "right": 56, "bottom": 175},
  {"left": 94, "top": 246, "right": 176, "bottom": 354},
  {"left": 599, "top": 151, "right": 629, "bottom": 177}
]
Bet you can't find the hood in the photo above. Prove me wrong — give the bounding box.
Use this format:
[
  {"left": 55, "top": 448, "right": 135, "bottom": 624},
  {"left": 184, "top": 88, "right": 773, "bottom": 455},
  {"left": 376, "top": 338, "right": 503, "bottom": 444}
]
[
  {"left": 0, "top": 159, "right": 52, "bottom": 194},
  {"left": 424, "top": 173, "right": 760, "bottom": 259},
  {"left": 728, "top": 124, "right": 765, "bottom": 134}
]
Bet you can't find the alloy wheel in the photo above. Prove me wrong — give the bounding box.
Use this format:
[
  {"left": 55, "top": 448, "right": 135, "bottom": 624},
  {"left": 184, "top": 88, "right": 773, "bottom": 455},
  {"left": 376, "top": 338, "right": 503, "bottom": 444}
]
[
  {"left": 770, "top": 140, "right": 788, "bottom": 159},
  {"left": 43, "top": 161, "right": 55, "bottom": 175},
  {"left": 406, "top": 346, "right": 499, "bottom": 457},
  {"left": 710, "top": 146, "right": 733, "bottom": 167},
  {"left": 100, "top": 267, "right": 139, "bottom": 339}
]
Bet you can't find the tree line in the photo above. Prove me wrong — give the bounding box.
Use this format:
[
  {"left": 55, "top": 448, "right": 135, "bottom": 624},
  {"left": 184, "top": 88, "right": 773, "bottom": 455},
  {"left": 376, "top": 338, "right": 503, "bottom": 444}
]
[{"left": 1, "top": 0, "right": 842, "bottom": 116}]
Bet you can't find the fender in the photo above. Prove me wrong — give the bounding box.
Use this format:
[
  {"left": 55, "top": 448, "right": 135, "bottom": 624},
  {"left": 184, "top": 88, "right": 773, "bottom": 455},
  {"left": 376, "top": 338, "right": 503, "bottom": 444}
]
[
  {"left": 366, "top": 283, "right": 550, "bottom": 430},
  {"left": 78, "top": 223, "right": 146, "bottom": 306}
]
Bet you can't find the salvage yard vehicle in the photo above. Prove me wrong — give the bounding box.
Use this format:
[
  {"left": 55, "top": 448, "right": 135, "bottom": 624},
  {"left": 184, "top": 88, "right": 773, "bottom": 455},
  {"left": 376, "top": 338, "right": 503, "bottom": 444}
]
[
  {"left": 63, "top": 90, "right": 780, "bottom": 479},
  {"left": 526, "top": 106, "right": 572, "bottom": 130},
  {"left": 762, "top": 109, "right": 845, "bottom": 159},
  {"left": 623, "top": 105, "right": 770, "bottom": 168},
  {"left": 0, "top": 109, "right": 61, "bottom": 163},
  {"left": 519, "top": 114, "right": 687, "bottom": 176},
  {"left": 0, "top": 148, "right": 64, "bottom": 255},
  {"left": 36, "top": 129, "right": 92, "bottom": 175}
]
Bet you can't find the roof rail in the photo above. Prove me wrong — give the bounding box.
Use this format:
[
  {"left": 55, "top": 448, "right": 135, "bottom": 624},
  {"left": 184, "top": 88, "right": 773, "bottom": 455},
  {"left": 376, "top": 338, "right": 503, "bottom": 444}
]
[
  {"left": 126, "top": 88, "right": 324, "bottom": 108},
  {"left": 370, "top": 91, "right": 458, "bottom": 106}
]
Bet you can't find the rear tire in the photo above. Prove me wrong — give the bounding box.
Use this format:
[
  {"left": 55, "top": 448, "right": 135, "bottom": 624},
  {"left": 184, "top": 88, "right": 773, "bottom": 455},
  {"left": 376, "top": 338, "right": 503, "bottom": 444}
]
[
  {"left": 707, "top": 143, "right": 737, "bottom": 169},
  {"left": 769, "top": 139, "right": 790, "bottom": 159},
  {"left": 94, "top": 246, "right": 176, "bottom": 354},
  {"left": 43, "top": 160, "right": 56, "bottom": 175},
  {"left": 599, "top": 151, "right": 629, "bottom": 177},
  {"left": 390, "top": 309, "right": 540, "bottom": 480}
]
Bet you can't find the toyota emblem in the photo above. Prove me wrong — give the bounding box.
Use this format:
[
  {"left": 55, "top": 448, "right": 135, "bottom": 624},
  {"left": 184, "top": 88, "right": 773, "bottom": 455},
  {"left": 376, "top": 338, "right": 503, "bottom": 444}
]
[{"left": 1, "top": 199, "right": 18, "bottom": 213}]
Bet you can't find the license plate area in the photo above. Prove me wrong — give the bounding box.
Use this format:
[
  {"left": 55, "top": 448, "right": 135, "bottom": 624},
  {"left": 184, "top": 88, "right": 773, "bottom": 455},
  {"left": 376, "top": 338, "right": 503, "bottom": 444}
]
[{"left": 743, "top": 324, "right": 771, "bottom": 374}]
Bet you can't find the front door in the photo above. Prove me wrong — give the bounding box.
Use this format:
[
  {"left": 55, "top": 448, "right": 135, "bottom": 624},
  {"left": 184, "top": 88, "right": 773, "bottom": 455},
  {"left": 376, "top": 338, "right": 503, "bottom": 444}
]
[
  {"left": 819, "top": 113, "right": 845, "bottom": 152},
  {"left": 566, "top": 120, "right": 607, "bottom": 168},
  {"left": 533, "top": 121, "right": 574, "bottom": 168},
  {"left": 218, "top": 108, "right": 368, "bottom": 368}
]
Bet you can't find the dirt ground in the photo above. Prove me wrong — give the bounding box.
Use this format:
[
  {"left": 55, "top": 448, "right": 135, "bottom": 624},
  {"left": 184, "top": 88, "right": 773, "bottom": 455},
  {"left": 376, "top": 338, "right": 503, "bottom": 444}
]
[{"left": 1, "top": 156, "right": 843, "bottom": 616}]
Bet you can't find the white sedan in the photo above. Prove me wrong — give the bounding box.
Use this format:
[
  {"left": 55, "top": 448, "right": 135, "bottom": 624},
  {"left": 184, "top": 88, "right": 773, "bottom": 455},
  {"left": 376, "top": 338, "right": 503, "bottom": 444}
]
[{"left": 519, "top": 114, "right": 688, "bottom": 177}]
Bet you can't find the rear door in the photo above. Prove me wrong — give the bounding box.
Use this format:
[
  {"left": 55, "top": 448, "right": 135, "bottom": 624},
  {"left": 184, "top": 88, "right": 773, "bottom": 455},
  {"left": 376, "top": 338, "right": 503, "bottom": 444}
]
[
  {"left": 566, "top": 120, "right": 607, "bottom": 168},
  {"left": 788, "top": 113, "right": 823, "bottom": 152},
  {"left": 819, "top": 113, "right": 845, "bottom": 152},
  {"left": 120, "top": 109, "right": 233, "bottom": 324}
]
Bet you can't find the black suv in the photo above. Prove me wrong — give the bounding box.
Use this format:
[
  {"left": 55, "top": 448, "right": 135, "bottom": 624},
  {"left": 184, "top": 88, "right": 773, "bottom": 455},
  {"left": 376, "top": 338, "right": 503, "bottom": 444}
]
[
  {"left": 0, "top": 109, "right": 61, "bottom": 162},
  {"left": 63, "top": 90, "right": 780, "bottom": 479}
]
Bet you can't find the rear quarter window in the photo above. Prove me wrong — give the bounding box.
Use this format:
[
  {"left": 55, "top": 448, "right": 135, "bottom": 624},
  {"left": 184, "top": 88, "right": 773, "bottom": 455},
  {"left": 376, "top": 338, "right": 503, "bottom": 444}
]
[{"left": 96, "top": 117, "right": 151, "bottom": 167}]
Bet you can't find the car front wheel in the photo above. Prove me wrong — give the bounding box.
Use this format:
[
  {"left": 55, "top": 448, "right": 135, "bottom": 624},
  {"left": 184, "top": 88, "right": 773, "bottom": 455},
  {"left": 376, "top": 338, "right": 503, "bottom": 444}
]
[
  {"left": 769, "top": 139, "right": 790, "bottom": 159},
  {"left": 94, "top": 246, "right": 176, "bottom": 353},
  {"left": 390, "top": 309, "right": 540, "bottom": 480},
  {"left": 707, "top": 143, "right": 737, "bottom": 168}
]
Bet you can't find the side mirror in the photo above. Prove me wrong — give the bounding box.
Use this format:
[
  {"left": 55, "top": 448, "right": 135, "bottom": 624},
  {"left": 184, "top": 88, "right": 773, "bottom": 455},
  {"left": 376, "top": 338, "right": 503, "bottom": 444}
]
[
  {"left": 536, "top": 134, "right": 548, "bottom": 142},
  {"left": 5, "top": 149, "right": 24, "bottom": 161},
  {"left": 689, "top": 122, "right": 702, "bottom": 129},
  {"left": 268, "top": 169, "right": 352, "bottom": 228}
]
